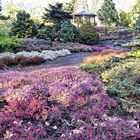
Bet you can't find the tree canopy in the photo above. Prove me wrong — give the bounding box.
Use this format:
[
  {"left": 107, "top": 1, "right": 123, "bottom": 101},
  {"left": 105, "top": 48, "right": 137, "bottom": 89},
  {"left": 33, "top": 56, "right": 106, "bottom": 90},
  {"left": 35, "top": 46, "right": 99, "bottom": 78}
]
[
  {"left": 97, "top": 0, "right": 119, "bottom": 25},
  {"left": 42, "top": 3, "right": 72, "bottom": 25}
]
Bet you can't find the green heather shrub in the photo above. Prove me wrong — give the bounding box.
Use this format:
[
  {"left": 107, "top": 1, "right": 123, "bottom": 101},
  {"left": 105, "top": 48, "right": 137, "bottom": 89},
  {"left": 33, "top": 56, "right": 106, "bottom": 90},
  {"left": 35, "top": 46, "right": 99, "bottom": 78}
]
[
  {"left": 101, "top": 58, "right": 140, "bottom": 85},
  {"left": 101, "top": 57, "right": 140, "bottom": 111},
  {"left": 107, "top": 81, "right": 140, "bottom": 111},
  {"left": 79, "top": 22, "right": 99, "bottom": 45},
  {"left": 119, "top": 11, "right": 131, "bottom": 27},
  {"left": 81, "top": 51, "right": 126, "bottom": 73},
  {"left": 10, "top": 11, "right": 38, "bottom": 38},
  {"left": 132, "top": 49, "right": 140, "bottom": 57},
  {"left": 59, "top": 21, "right": 80, "bottom": 42},
  {"left": 81, "top": 64, "right": 101, "bottom": 74},
  {"left": 0, "top": 29, "right": 22, "bottom": 52}
]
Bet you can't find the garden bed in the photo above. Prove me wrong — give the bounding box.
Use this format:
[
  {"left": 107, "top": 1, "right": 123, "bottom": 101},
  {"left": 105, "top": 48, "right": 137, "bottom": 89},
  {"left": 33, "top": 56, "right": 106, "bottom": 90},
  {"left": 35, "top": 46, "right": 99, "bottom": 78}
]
[
  {"left": 15, "top": 40, "right": 93, "bottom": 53},
  {"left": 0, "top": 49, "right": 71, "bottom": 69},
  {"left": 0, "top": 66, "right": 139, "bottom": 139}
]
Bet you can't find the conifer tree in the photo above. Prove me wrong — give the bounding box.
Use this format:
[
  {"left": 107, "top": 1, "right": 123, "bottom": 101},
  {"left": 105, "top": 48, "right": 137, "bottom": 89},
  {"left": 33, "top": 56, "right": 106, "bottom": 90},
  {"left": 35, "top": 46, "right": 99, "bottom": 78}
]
[
  {"left": 135, "top": 15, "right": 140, "bottom": 36},
  {"left": 10, "top": 11, "right": 38, "bottom": 38},
  {"left": 97, "top": 0, "right": 119, "bottom": 26},
  {"left": 43, "top": 3, "right": 72, "bottom": 26}
]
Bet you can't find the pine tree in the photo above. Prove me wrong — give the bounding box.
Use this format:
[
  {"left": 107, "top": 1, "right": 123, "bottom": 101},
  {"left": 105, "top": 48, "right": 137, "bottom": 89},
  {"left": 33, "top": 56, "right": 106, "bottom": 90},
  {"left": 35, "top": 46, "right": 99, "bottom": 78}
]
[
  {"left": 42, "top": 3, "right": 72, "bottom": 41},
  {"left": 10, "top": 11, "right": 38, "bottom": 38},
  {"left": 97, "top": 0, "right": 119, "bottom": 26},
  {"left": 43, "top": 3, "right": 72, "bottom": 26}
]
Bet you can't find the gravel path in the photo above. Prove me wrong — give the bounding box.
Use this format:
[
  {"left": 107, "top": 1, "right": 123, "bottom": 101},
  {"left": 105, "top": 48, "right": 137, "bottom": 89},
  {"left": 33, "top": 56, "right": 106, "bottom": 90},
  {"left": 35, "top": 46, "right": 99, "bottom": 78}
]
[{"left": 0, "top": 52, "right": 96, "bottom": 73}]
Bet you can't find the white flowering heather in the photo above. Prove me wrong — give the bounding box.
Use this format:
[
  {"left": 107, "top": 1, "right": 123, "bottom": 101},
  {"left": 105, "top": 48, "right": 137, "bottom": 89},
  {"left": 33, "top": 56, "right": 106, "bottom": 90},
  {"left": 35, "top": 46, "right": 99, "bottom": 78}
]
[{"left": 0, "top": 49, "right": 71, "bottom": 60}]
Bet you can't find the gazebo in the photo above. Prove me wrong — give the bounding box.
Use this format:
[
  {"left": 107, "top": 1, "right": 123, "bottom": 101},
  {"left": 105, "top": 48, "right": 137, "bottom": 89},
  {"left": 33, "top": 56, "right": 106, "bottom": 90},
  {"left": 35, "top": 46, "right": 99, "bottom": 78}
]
[{"left": 72, "top": 10, "right": 97, "bottom": 26}]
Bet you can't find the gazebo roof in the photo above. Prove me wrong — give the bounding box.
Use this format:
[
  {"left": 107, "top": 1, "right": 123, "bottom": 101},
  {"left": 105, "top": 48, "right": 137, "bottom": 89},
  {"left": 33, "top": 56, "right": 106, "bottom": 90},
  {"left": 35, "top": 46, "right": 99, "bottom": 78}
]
[{"left": 73, "top": 11, "right": 97, "bottom": 17}]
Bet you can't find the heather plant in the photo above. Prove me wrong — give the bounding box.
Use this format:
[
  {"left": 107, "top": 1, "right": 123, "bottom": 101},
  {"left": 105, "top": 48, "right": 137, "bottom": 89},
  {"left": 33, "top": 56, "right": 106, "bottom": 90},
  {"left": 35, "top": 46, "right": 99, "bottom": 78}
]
[
  {"left": 81, "top": 51, "right": 126, "bottom": 73},
  {"left": 132, "top": 49, "right": 140, "bottom": 57},
  {"left": 101, "top": 58, "right": 140, "bottom": 84},
  {"left": 121, "top": 39, "right": 140, "bottom": 48},
  {"left": 0, "top": 112, "right": 47, "bottom": 139},
  {"left": 0, "top": 67, "right": 140, "bottom": 139},
  {"left": 62, "top": 119, "right": 140, "bottom": 140},
  {"left": 108, "top": 81, "right": 140, "bottom": 111},
  {"left": 0, "top": 67, "right": 113, "bottom": 138},
  {"left": 81, "top": 50, "right": 140, "bottom": 112},
  {"left": 4, "top": 96, "right": 49, "bottom": 121},
  {"left": 0, "top": 49, "right": 71, "bottom": 68},
  {"left": 102, "top": 58, "right": 140, "bottom": 111}
]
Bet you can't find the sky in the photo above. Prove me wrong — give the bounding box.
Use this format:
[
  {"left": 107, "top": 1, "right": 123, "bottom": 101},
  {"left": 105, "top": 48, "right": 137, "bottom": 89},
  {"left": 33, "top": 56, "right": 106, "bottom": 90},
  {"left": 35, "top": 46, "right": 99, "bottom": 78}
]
[
  {"left": 1, "top": 0, "right": 137, "bottom": 14},
  {"left": 2, "top": 0, "right": 70, "bottom": 6}
]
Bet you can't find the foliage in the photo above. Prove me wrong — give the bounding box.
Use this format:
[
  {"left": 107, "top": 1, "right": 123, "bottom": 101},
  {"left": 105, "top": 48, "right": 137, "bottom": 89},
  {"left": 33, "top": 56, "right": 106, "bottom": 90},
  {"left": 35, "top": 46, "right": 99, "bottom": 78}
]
[
  {"left": 0, "top": 112, "right": 47, "bottom": 139},
  {"left": 0, "top": 56, "right": 45, "bottom": 68},
  {"left": 79, "top": 22, "right": 99, "bottom": 45},
  {"left": 135, "top": 15, "right": 140, "bottom": 36},
  {"left": 42, "top": 3, "right": 72, "bottom": 41},
  {"left": 131, "top": 0, "right": 140, "bottom": 26},
  {"left": 0, "top": 15, "right": 10, "bottom": 21},
  {"left": 63, "top": 0, "right": 75, "bottom": 12},
  {"left": 119, "top": 11, "right": 132, "bottom": 27},
  {"left": 0, "top": 29, "right": 22, "bottom": 52},
  {"left": 132, "top": 0, "right": 140, "bottom": 15},
  {"left": 10, "top": 11, "right": 38, "bottom": 38},
  {"left": 97, "top": 0, "right": 119, "bottom": 26},
  {"left": 38, "top": 25, "right": 60, "bottom": 41},
  {"left": 62, "top": 119, "right": 140, "bottom": 140},
  {"left": 50, "top": 42, "right": 93, "bottom": 52},
  {"left": 132, "top": 49, "right": 140, "bottom": 57},
  {"left": 81, "top": 49, "right": 140, "bottom": 111},
  {"left": 101, "top": 58, "right": 140, "bottom": 84},
  {"left": 0, "top": 66, "right": 140, "bottom": 139},
  {"left": 0, "top": 67, "right": 120, "bottom": 139},
  {"left": 4, "top": 2, "right": 21, "bottom": 21},
  {"left": 81, "top": 50, "right": 126, "bottom": 73},
  {"left": 0, "top": 49, "right": 71, "bottom": 68},
  {"left": 39, "top": 21, "right": 81, "bottom": 43},
  {"left": 43, "top": 3, "right": 72, "bottom": 25},
  {"left": 59, "top": 21, "right": 80, "bottom": 42},
  {"left": 121, "top": 39, "right": 140, "bottom": 48},
  {"left": 102, "top": 58, "right": 140, "bottom": 111},
  {"left": 108, "top": 81, "right": 140, "bottom": 111},
  {"left": 4, "top": 96, "right": 49, "bottom": 121}
]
